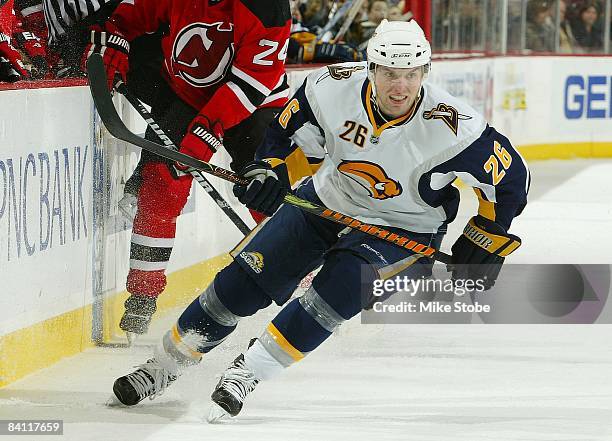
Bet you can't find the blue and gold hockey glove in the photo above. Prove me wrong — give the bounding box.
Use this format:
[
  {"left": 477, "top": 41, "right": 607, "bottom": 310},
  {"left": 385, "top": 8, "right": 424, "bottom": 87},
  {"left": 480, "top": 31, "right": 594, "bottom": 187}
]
[
  {"left": 450, "top": 216, "right": 521, "bottom": 290},
  {"left": 233, "top": 159, "right": 289, "bottom": 216}
]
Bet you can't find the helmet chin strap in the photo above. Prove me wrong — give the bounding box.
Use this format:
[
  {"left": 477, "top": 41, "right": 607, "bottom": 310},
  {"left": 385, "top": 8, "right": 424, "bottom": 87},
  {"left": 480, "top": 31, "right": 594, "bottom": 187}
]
[
  {"left": 368, "top": 63, "right": 378, "bottom": 99},
  {"left": 367, "top": 65, "right": 389, "bottom": 122},
  {"left": 369, "top": 88, "right": 389, "bottom": 123}
]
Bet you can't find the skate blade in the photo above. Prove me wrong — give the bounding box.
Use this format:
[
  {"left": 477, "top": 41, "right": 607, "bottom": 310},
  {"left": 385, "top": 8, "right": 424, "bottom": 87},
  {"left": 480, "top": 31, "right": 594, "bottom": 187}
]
[
  {"left": 106, "top": 394, "right": 128, "bottom": 408},
  {"left": 207, "top": 402, "right": 231, "bottom": 423}
]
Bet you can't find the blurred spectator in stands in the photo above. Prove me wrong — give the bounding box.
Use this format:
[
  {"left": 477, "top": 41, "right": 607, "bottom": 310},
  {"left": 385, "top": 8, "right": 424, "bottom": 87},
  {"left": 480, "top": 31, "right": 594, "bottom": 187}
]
[
  {"left": 0, "top": 0, "right": 50, "bottom": 82},
  {"left": 291, "top": 0, "right": 304, "bottom": 24},
  {"left": 288, "top": 0, "right": 366, "bottom": 64},
  {"left": 431, "top": 0, "right": 451, "bottom": 50},
  {"left": 525, "top": 0, "right": 556, "bottom": 52},
  {"left": 457, "top": 0, "right": 482, "bottom": 50},
  {"left": 356, "top": 0, "right": 370, "bottom": 22},
  {"left": 571, "top": 2, "right": 603, "bottom": 52},
  {"left": 558, "top": 0, "right": 578, "bottom": 53},
  {"left": 362, "top": 0, "right": 388, "bottom": 31},
  {"left": 506, "top": 0, "right": 524, "bottom": 51},
  {"left": 345, "top": 0, "right": 388, "bottom": 47},
  {"left": 301, "top": 0, "right": 332, "bottom": 30},
  {"left": 388, "top": 5, "right": 411, "bottom": 22}
]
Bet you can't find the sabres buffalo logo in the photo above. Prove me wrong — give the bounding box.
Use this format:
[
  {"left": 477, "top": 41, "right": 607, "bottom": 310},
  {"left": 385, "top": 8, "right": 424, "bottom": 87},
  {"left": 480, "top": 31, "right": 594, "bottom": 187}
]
[
  {"left": 338, "top": 160, "right": 402, "bottom": 200},
  {"left": 172, "top": 22, "right": 234, "bottom": 88},
  {"left": 317, "top": 65, "right": 365, "bottom": 83},
  {"left": 423, "top": 103, "right": 472, "bottom": 135}
]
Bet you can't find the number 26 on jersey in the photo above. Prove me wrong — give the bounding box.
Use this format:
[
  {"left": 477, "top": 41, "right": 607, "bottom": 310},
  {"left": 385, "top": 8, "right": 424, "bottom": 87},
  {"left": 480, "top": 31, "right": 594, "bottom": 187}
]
[{"left": 484, "top": 141, "right": 512, "bottom": 185}]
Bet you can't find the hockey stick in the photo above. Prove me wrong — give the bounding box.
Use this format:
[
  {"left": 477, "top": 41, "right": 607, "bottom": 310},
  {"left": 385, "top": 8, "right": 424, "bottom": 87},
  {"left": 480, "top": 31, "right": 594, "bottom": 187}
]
[
  {"left": 115, "top": 82, "right": 251, "bottom": 236},
  {"left": 316, "top": 0, "right": 354, "bottom": 41},
  {"left": 332, "top": 0, "right": 367, "bottom": 43},
  {"left": 87, "top": 54, "right": 451, "bottom": 265}
]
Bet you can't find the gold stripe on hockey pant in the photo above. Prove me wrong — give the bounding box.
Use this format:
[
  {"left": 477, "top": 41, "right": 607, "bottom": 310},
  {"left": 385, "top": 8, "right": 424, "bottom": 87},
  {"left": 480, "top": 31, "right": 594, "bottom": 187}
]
[
  {"left": 377, "top": 253, "right": 425, "bottom": 280},
  {"left": 263, "top": 323, "right": 305, "bottom": 363},
  {"left": 377, "top": 231, "right": 441, "bottom": 280},
  {"left": 230, "top": 216, "right": 272, "bottom": 258}
]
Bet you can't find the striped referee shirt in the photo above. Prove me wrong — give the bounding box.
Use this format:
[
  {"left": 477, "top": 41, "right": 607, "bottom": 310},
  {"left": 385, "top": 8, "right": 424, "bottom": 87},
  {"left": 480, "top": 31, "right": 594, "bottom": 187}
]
[{"left": 40, "top": 0, "right": 115, "bottom": 42}]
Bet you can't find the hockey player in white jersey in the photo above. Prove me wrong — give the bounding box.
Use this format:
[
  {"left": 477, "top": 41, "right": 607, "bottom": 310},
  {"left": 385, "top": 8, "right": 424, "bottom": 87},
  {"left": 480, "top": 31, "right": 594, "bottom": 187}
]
[{"left": 110, "top": 19, "right": 529, "bottom": 420}]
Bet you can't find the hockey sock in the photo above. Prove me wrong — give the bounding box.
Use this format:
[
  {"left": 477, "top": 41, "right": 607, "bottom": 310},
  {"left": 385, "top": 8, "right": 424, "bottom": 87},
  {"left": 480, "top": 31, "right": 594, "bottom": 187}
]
[
  {"left": 175, "top": 284, "right": 239, "bottom": 354},
  {"left": 174, "top": 263, "right": 272, "bottom": 354},
  {"left": 243, "top": 338, "right": 286, "bottom": 381}
]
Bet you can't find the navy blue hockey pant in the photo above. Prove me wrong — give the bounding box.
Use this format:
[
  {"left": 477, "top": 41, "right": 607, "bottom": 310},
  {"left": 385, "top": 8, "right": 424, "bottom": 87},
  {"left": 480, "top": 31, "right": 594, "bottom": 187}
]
[{"left": 169, "top": 179, "right": 444, "bottom": 366}]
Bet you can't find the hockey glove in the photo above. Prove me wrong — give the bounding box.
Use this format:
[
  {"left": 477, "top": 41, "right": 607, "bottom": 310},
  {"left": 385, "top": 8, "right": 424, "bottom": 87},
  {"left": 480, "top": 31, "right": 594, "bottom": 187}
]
[
  {"left": 83, "top": 23, "right": 130, "bottom": 90},
  {"left": 174, "top": 115, "right": 223, "bottom": 176},
  {"left": 450, "top": 216, "right": 521, "bottom": 290},
  {"left": 0, "top": 32, "right": 29, "bottom": 81},
  {"left": 289, "top": 32, "right": 365, "bottom": 63},
  {"left": 0, "top": 56, "right": 22, "bottom": 81},
  {"left": 314, "top": 42, "right": 366, "bottom": 62},
  {"left": 233, "top": 159, "right": 289, "bottom": 216}
]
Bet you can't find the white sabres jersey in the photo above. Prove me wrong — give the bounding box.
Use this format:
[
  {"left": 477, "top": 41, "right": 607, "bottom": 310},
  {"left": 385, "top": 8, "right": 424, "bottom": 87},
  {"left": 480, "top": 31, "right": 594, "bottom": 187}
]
[
  {"left": 299, "top": 62, "right": 486, "bottom": 233},
  {"left": 260, "top": 62, "right": 529, "bottom": 233}
]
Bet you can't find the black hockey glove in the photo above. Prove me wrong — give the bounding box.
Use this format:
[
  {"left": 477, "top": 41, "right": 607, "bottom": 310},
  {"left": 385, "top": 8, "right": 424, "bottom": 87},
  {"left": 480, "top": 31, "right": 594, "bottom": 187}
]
[
  {"left": 450, "top": 216, "right": 521, "bottom": 290},
  {"left": 0, "top": 56, "right": 22, "bottom": 82},
  {"left": 233, "top": 159, "right": 289, "bottom": 216},
  {"left": 314, "top": 42, "right": 366, "bottom": 62}
]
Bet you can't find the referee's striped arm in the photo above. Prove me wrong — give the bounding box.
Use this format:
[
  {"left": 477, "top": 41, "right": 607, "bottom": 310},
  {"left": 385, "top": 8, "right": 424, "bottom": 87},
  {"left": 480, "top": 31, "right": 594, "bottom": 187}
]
[{"left": 41, "top": 0, "right": 114, "bottom": 42}]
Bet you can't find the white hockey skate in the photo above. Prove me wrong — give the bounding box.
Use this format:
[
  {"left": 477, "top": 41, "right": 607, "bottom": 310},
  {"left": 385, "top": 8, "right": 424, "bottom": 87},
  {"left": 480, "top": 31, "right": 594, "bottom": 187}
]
[
  {"left": 110, "top": 357, "right": 178, "bottom": 406},
  {"left": 207, "top": 349, "right": 259, "bottom": 423}
]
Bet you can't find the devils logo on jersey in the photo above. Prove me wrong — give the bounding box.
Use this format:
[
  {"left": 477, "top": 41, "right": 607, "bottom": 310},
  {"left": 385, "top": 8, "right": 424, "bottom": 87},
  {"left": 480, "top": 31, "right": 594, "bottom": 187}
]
[
  {"left": 338, "top": 160, "right": 402, "bottom": 200},
  {"left": 172, "top": 22, "right": 235, "bottom": 88}
]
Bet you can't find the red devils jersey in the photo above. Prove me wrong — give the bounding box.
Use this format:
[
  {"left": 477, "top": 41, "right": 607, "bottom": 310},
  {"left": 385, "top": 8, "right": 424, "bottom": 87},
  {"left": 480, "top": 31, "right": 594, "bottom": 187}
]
[
  {"left": 109, "top": 0, "right": 291, "bottom": 131},
  {"left": 0, "top": 0, "right": 16, "bottom": 37}
]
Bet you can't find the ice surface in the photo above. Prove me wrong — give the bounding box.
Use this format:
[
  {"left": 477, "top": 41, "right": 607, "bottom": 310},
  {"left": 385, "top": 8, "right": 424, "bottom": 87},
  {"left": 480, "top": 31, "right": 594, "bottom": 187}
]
[{"left": 1, "top": 159, "right": 611, "bottom": 441}]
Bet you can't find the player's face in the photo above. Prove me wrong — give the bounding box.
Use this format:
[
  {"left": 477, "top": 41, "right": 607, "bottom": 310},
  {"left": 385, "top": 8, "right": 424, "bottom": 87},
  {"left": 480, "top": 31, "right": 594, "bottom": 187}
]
[{"left": 374, "top": 66, "right": 424, "bottom": 118}]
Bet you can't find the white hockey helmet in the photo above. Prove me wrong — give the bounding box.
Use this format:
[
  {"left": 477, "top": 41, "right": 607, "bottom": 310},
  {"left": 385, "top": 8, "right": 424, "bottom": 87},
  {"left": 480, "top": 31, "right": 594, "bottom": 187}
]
[
  {"left": 367, "top": 19, "right": 431, "bottom": 69},
  {"left": 366, "top": 19, "right": 431, "bottom": 92}
]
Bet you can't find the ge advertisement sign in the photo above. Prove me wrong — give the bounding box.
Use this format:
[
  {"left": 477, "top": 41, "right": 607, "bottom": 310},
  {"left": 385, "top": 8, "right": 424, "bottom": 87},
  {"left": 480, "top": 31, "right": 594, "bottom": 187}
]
[{"left": 564, "top": 75, "right": 612, "bottom": 119}]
